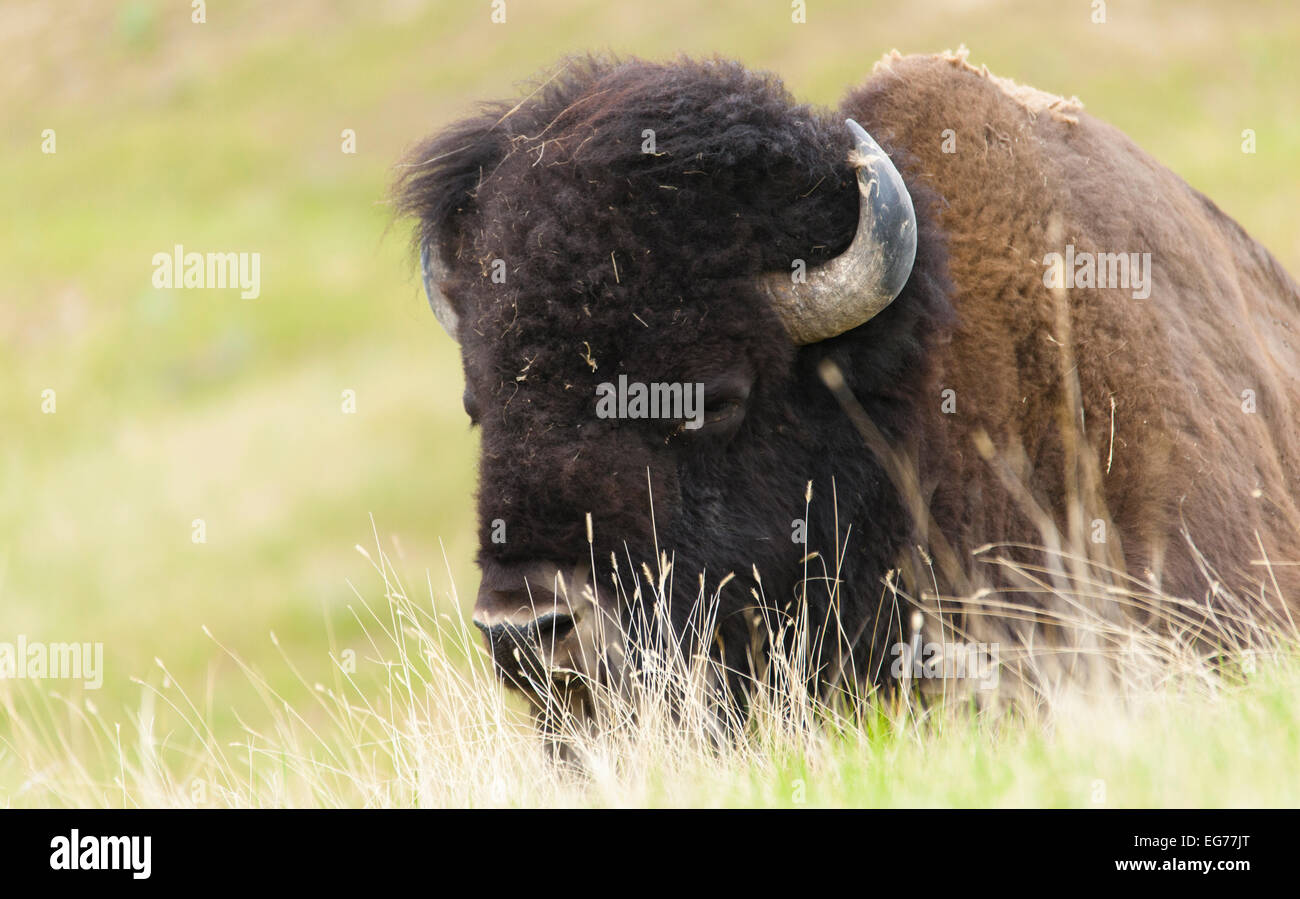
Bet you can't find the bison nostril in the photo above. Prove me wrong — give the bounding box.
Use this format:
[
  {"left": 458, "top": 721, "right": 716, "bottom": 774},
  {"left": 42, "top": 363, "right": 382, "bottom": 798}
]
[
  {"left": 530, "top": 611, "right": 576, "bottom": 646},
  {"left": 472, "top": 610, "right": 576, "bottom": 648},
  {"left": 472, "top": 571, "right": 581, "bottom": 659}
]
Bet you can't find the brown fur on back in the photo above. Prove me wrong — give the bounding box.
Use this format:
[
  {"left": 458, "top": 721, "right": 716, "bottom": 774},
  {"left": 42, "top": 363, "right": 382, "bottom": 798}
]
[{"left": 846, "top": 50, "right": 1300, "bottom": 615}]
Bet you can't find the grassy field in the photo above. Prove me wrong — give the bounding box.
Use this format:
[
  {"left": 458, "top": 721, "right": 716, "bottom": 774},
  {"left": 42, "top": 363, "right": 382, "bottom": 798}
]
[
  {"left": 2, "top": 0, "right": 1299, "bottom": 807},
  {"left": 6, "top": 540, "right": 1300, "bottom": 808}
]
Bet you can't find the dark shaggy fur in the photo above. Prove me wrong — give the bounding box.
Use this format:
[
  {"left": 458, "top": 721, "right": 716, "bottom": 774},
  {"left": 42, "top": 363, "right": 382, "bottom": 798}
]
[{"left": 396, "top": 52, "right": 1300, "bottom": 700}]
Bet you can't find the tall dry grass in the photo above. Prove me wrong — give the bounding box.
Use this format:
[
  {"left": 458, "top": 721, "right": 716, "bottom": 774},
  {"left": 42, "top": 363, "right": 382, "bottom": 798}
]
[{"left": 2, "top": 497, "right": 1293, "bottom": 808}]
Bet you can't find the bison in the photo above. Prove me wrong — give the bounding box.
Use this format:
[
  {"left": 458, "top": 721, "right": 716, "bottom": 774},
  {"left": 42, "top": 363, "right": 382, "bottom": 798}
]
[{"left": 396, "top": 50, "right": 1300, "bottom": 715}]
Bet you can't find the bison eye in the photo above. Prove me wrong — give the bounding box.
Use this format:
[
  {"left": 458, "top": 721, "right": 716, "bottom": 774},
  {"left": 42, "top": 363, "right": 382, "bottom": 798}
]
[
  {"left": 669, "top": 382, "right": 750, "bottom": 446},
  {"left": 702, "top": 397, "right": 744, "bottom": 426}
]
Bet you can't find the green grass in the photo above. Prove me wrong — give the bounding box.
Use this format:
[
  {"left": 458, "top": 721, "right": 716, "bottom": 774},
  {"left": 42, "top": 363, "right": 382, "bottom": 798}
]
[{"left": 2, "top": 0, "right": 1299, "bottom": 806}]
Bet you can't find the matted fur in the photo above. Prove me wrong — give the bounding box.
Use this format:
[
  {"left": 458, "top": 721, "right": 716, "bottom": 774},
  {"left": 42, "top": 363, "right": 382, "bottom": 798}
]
[{"left": 848, "top": 51, "right": 1300, "bottom": 615}]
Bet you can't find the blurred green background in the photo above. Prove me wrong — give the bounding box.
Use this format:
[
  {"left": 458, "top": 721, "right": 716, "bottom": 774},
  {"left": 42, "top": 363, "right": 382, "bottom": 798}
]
[{"left": 2, "top": 0, "right": 1298, "bottom": 732}]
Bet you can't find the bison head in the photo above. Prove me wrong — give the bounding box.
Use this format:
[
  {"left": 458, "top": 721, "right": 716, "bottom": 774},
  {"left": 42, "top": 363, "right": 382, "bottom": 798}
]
[{"left": 396, "top": 57, "right": 951, "bottom": 715}]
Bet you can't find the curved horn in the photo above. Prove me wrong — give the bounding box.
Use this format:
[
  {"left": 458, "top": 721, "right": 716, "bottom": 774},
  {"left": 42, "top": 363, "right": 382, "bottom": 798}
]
[
  {"left": 421, "top": 243, "right": 461, "bottom": 342},
  {"left": 759, "top": 119, "right": 917, "bottom": 345}
]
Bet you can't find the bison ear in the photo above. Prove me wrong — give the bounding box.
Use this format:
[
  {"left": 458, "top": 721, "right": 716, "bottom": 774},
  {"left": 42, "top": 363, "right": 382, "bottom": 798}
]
[{"left": 395, "top": 113, "right": 509, "bottom": 343}]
